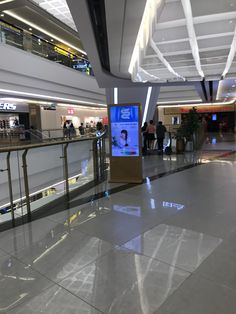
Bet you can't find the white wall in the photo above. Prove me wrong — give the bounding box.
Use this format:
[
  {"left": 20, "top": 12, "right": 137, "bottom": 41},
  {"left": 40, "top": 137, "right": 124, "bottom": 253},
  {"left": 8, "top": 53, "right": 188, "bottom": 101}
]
[{"left": 0, "top": 44, "right": 106, "bottom": 104}]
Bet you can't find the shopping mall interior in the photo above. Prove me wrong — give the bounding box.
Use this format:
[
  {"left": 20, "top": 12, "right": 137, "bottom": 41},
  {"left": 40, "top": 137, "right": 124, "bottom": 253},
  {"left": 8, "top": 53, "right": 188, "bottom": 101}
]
[{"left": 0, "top": 0, "right": 236, "bottom": 313}]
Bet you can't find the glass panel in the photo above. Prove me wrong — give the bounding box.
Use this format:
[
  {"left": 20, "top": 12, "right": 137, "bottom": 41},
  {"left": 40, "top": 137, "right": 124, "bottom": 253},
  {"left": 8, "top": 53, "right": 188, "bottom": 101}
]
[
  {"left": 67, "top": 140, "right": 94, "bottom": 192},
  {"left": 0, "top": 151, "right": 25, "bottom": 224},
  {"left": 26, "top": 144, "right": 65, "bottom": 215}
]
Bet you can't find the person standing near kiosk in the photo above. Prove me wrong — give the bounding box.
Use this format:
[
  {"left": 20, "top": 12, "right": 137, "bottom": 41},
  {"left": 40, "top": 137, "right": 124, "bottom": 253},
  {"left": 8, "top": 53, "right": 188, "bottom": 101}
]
[{"left": 156, "top": 121, "right": 167, "bottom": 153}]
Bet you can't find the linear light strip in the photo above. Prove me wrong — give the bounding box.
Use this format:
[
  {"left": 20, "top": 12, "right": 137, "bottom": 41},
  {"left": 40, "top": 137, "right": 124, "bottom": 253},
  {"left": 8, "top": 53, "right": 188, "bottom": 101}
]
[
  {"left": 4, "top": 11, "right": 86, "bottom": 55},
  {"left": 128, "top": 0, "right": 164, "bottom": 82},
  {"left": 150, "top": 39, "right": 185, "bottom": 80},
  {"left": 158, "top": 99, "right": 202, "bottom": 105},
  {"left": 181, "top": 0, "right": 204, "bottom": 78},
  {"left": 216, "top": 80, "right": 223, "bottom": 101},
  {"left": 0, "top": 89, "right": 106, "bottom": 106},
  {"left": 0, "top": 0, "right": 14, "bottom": 4},
  {"left": 142, "top": 87, "right": 152, "bottom": 125},
  {"left": 222, "top": 25, "right": 236, "bottom": 78},
  {"left": 114, "top": 87, "right": 118, "bottom": 104},
  {"left": 158, "top": 100, "right": 235, "bottom": 108}
]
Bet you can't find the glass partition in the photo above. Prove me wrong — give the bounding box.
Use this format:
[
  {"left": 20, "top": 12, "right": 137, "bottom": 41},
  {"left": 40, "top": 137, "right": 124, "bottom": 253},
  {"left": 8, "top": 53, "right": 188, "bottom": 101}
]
[
  {"left": 0, "top": 135, "right": 106, "bottom": 230},
  {"left": 67, "top": 140, "right": 94, "bottom": 192},
  {"left": 26, "top": 144, "right": 65, "bottom": 215}
]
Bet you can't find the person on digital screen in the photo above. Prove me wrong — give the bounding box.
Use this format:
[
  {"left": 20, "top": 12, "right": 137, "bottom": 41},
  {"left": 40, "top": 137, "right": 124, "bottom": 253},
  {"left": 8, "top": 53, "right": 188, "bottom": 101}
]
[{"left": 119, "top": 129, "right": 129, "bottom": 147}]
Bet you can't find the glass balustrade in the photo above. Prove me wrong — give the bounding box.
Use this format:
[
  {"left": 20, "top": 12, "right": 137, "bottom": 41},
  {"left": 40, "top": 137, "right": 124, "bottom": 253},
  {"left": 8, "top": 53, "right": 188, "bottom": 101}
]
[
  {"left": 0, "top": 134, "right": 107, "bottom": 230},
  {"left": 0, "top": 20, "right": 93, "bottom": 76}
]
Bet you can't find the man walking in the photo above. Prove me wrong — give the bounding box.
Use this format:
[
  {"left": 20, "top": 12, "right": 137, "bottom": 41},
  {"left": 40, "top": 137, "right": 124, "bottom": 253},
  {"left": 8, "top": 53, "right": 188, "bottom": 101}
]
[{"left": 156, "top": 121, "right": 167, "bottom": 152}]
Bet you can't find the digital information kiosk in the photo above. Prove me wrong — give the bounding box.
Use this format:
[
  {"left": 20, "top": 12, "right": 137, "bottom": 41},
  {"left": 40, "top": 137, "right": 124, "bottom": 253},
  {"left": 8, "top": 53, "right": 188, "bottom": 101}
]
[{"left": 108, "top": 103, "right": 143, "bottom": 183}]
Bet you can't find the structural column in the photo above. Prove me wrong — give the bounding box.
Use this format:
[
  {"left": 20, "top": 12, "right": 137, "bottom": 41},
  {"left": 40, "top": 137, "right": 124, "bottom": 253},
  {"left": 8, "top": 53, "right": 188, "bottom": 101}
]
[{"left": 106, "top": 86, "right": 160, "bottom": 126}]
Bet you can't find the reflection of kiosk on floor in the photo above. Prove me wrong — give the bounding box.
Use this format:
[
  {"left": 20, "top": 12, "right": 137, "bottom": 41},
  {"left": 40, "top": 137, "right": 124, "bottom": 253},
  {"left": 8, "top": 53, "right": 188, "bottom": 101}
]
[{"left": 108, "top": 103, "right": 142, "bottom": 183}]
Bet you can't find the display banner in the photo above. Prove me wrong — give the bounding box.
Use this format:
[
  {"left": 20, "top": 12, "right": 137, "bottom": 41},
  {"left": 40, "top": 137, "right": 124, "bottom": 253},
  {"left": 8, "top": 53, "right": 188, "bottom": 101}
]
[
  {"left": 108, "top": 103, "right": 142, "bottom": 183},
  {"left": 110, "top": 105, "right": 139, "bottom": 157}
]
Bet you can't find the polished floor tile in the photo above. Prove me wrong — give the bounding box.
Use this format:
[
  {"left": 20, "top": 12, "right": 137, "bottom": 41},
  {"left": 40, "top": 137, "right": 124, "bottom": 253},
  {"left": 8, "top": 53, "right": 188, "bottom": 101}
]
[
  {"left": 156, "top": 274, "right": 236, "bottom": 314},
  {"left": 123, "top": 224, "right": 222, "bottom": 272},
  {"left": 194, "top": 246, "right": 236, "bottom": 291},
  {"left": 58, "top": 249, "right": 190, "bottom": 313},
  {"left": 0, "top": 252, "right": 53, "bottom": 313},
  {"left": 73, "top": 210, "right": 159, "bottom": 245},
  {"left": 12, "top": 229, "right": 113, "bottom": 283},
  {"left": 7, "top": 285, "right": 102, "bottom": 314},
  {"left": 0, "top": 218, "right": 67, "bottom": 254},
  {"left": 164, "top": 207, "right": 236, "bottom": 239}
]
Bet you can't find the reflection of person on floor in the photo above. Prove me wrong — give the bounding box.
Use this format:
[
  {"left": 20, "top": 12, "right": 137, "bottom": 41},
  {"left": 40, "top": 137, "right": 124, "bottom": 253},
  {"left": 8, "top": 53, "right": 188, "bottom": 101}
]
[{"left": 119, "top": 129, "right": 129, "bottom": 147}]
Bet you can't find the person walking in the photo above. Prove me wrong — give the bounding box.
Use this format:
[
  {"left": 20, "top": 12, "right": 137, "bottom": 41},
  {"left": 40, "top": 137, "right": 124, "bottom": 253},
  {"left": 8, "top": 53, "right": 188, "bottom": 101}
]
[
  {"left": 141, "top": 122, "right": 148, "bottom": 154},
  {"left": 156, "top": 121, "right": 167, "bottom": 152},
  {"left": 79, "top": 122, "right": 85, "bottom": 135},
  {"left": 146, "top": 120, "right": 156, "bottom": 150}
]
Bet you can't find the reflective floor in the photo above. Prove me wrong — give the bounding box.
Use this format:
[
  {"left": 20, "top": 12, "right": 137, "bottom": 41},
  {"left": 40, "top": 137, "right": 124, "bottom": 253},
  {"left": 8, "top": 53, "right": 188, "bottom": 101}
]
[{"left": 0, "top": 133, "right": 236, "bottom": 313}]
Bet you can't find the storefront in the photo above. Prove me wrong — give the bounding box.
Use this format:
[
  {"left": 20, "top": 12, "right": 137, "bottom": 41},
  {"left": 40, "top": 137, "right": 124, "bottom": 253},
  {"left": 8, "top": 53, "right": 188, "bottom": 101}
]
[
  {"left": 158, "top": 103, "right": 236, "bottom": 133},
  {"left": 0, "top": 102, "right": 29, "bottom": 130},
  {"left": 40, "top": 104, "right": 108, "bottom": 130}
]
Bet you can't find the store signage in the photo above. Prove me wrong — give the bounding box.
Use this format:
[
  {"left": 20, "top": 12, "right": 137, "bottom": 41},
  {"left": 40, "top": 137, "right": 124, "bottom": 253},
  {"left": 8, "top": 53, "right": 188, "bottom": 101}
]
[
  {"left": 43, "top": 104, "right": 56, "bottom": 110},
  {"left": 67, "top": 108, "right": 74, "bottom": 115},
  {"left": 110, "top": 105, "right": 139, "bottom": 157},
  {"left": 0, "top": 103, "right": 16, "bottom": 111}
]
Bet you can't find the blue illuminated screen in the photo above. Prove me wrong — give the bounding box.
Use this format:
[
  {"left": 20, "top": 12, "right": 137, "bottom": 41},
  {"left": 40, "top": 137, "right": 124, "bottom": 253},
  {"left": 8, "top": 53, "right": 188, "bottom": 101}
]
[
  {"left": 212, "top": 114, "right": 217, "bottom": 121},
  {"left": 110, "top": 105, "right": 139, "bottom": 157}
]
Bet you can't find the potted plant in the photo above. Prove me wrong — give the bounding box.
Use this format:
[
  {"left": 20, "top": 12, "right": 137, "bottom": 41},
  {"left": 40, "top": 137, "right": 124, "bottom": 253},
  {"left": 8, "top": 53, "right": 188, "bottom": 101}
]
[
  {"left": 175, "top": 127, "right": 185, "bottom": 154},
  {"left": 181, "top": 107, "right": 200, "bottom": 151}
]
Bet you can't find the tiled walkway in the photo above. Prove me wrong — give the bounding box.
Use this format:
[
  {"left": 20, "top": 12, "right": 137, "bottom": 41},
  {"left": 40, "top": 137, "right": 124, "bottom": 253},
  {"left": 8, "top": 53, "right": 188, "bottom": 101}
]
[{"left": 0, "top": 133, "right": 235, "bottom": 313}]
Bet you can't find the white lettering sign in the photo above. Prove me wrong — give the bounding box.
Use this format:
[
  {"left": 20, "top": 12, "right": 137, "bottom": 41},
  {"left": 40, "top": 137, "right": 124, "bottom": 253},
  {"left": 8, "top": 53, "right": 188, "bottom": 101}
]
[
  {"left": 120, "top": 108, "right": 131, "bottom": 119},
  {"left": 0, "top": 103, "right": 17, "bottom": 110}
]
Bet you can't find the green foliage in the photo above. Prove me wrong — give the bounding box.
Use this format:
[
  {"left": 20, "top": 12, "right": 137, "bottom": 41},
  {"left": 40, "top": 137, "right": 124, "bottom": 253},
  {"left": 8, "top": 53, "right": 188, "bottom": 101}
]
[{"left": 178, "top": 107, "right": 200, "bottom": 141}]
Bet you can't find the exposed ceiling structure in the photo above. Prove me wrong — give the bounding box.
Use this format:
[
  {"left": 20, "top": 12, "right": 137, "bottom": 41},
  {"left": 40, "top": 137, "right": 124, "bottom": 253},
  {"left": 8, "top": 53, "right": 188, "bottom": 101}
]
[
  {"left": 129, "top": 0, "right": 236, "bottom": 83},
  {"left": 0, "top": 0, "right": 85, "bottom": 54},
  {"left": 31, "top": 0, "right": 77, "bottom": 31}
]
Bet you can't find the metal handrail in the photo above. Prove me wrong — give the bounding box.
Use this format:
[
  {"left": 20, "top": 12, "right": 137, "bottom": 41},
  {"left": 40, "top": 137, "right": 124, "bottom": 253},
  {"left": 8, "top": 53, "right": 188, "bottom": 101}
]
[
  {"left": 0, "top": 133, "right": 99, "bottom": 153},
  {"left": 0, "top": 131, "right": 107, "bottom": 230}
]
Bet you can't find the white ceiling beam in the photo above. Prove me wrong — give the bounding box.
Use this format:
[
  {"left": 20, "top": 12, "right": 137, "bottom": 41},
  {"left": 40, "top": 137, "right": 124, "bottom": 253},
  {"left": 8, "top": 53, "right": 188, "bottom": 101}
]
[
  {"left": 146, "top": 44, "right": 231, "bottom": 57},
  {"left": 156, "top": 32, "right": 234, "bottom": 45},
  {"left": 222, "top": 25, "right": 236, "bottom": 78},
  {"left": 143, "top": 55, "right": 228, "bottom": 67},
  {"left": 150, "top": 39, "right": 186, "bottom": 80},
  {"left": 181, "top": 0, "right": 204, "bottom": 78},
  {"left": 156, "top": 12, "right": 236, "bottom": 30}
]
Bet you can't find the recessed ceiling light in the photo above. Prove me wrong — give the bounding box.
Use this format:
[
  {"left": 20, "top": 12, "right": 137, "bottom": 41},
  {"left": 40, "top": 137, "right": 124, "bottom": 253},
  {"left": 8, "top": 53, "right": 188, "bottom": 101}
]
[
  {"left": 0, "top": 13, "right": 4, "bottom": 17},
  {"left": 29, "top": 27, "right": 32, "bottom": 31},
  {"left": 50, "top": 39, "right": 54, "bottom": 42}
]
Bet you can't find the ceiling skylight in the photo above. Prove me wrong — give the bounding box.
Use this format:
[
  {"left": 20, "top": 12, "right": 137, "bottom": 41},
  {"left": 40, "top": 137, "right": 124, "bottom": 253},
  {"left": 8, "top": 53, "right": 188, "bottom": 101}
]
[{"left": 32, "top": 0, "right": 77, "bottom": 31}]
